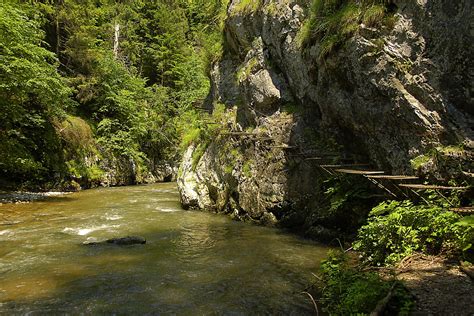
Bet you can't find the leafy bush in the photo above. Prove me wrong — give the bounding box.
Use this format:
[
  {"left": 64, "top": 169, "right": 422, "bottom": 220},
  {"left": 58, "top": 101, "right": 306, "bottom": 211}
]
[
  {"left": 314, "top": 174, "right": 382, "bottom": 236},
  {"left": 354, "top": 200, "right": 473, "bottom": 265},
  {"left": 319, "top": 251, "right": 412, "bottom": 315}
]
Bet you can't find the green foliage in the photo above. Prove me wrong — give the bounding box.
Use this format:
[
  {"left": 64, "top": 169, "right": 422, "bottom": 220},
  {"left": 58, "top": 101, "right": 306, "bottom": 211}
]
[
  {"left": 236, "top": 57, "right": 259, "bottom": 82},
  {"left": 410, "top": 154, "right": 431, "bottom": 169},
  {"left": 57, "top": 116, "right": 95, "bottom": 155},
  {"left": 66, "top": 160, "right": 104, "bottom": 183},
  {"left": 0, "top": 0, "right": 229, "bottom": 189},
  {"left": 242, "top": 161, "right": 252, "bottom": 177},
  {"left": 316, "top": 174, "right": 381, "bottom": 234},
  {"left": 298, "top": 0, "right": 395, "bottom": 61},
  {"left": 281, "top": 103, "right": 302, "bottom": 114},
  {"left": 319, "top": 251, "right": 413, "bottom": 314},
  {"left": 354, "top": 200, "right": 473, "bottom": 265},
  {"left": 363, "top": 4, "right": 386, "bottom": 27},
  {"left": 265, "top": 1, "right": 291, "bottom": 16},
  {"left": 0, "top": 2, "right": 71, "bottom": 184},
  {"left": 231, "top": 0, "right": 263, "bottom": 15},
  {"left": 179, "top": 103, "right": 230, "bottom": 170},
  {"left": 191, "top": 143, "right": 209, "bottom": 170}
]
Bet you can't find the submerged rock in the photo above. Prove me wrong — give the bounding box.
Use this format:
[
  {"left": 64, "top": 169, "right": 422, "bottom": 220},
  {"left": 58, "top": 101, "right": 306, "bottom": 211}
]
[
  {"left": 83, "top": 236, "right": 146, "bottom": 246},
  {"left": 107, "top": 236, "right": 146, "bottom": 245}
]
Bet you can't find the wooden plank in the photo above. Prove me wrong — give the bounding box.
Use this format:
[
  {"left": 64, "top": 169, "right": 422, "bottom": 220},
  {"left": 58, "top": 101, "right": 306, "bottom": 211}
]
[
  {"left": 334, "top": 169, "right": 385, "bottom": 175},
  {"left": 221, "top": 132, "right": 256, "bottom": 136},
  {"left": 450, "top": 207, "right": 474, "bottom": 214},
  {"left": 271, "top": 145, "right": 297, "bottom": 149},
  {"left": 320, "top": 164, "right": 370, "bottom": 168},
  {"left": 366, "top": 175, "right": 419, "bottom": 180},
  {"left": 399, "top": 184, "right": 470, "bottom": 190},
  {"left": 462, "top": 171, "right": 474, "bottom": 178}
]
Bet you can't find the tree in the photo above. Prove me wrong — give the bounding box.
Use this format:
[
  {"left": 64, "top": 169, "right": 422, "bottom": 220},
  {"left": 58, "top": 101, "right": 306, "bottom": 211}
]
[{"left": 0, "top": 1, "right": 70, "bottom": 185}]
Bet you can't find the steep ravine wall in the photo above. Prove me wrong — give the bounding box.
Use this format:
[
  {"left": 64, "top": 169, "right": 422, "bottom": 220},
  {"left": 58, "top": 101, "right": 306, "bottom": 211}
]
[{"left": 178, "top": 0, "right": 473, "bottom": 236}]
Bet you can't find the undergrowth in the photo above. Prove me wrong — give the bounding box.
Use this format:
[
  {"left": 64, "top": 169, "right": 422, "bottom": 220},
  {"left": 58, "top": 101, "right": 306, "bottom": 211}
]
[
  {"left": 318, "top": 250, "right": 413, "bottom": 315},
  {"left": 179, "top": 103, "right": 232, "bottom": 170},
  {"left": 354, "top": 199, "right": 474, "bottom": 265},
  {"left": 316, "top": 181, "right": 472, "bottom": 312},
  {"left": 309, "top": 174, "right": 383, "bottom": 238}
]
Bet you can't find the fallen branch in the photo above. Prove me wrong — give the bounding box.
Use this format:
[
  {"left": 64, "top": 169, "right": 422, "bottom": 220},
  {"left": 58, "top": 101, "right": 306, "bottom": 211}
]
[
  {"left": 370, "top": 283, "right": 396, "bottom": 316},
  {"left": 301, "top": 291, "right": 319, "bottom": 316},
  {"left": 460, "top": 263, "right": 474, "bottom": 281}
]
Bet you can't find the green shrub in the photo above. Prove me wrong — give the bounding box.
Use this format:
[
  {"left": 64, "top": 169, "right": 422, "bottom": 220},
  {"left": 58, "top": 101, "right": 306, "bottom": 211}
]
[
  {"left": 191, "top": 142, "right": 209, "bottom": 170},
  {"left": 354, "top": 200, "right": 472, "bottom": 265},
  {"left": 180, "top": 103, "right": 232, "bottom": 170},
  {"left": 316, "top": 174, "right": 381, "bottom": 236},
  {"left": 66, "top": 160, "right": 104, "bottom": 184},
  {"left": 319, "top": 251, "right": 412, "bottom": 314},
  {"left": 236, "top": 56, "right": 259, "bottom": 82},
  {"left": 242, "top": 162, "right": 252, "bottom": 177}
]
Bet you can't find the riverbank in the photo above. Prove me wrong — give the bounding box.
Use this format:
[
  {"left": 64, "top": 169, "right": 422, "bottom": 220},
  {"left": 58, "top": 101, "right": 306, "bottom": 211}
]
[
  {"left": 394, "top": 254, "right": 474, "bottom": 315},
  {"left": 0, "top": 191, "right": 73, "bottom": 204}
]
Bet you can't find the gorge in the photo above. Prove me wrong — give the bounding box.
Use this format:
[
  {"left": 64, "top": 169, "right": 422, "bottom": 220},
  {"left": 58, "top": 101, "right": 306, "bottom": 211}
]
[{"left": 1, "top": 0, "right": 473, "bottom": 314}]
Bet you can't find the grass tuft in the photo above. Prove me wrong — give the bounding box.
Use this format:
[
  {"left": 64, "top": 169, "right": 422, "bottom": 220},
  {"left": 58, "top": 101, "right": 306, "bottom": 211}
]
[
  {"left": 298, "top": 0, "right": 395, "bottom": 61},
  {"left": 231, "top": 0, "right": 263, "bottom": 15},
  {"left": 363, "top": 4, "right": 386, "bottom": 27}
]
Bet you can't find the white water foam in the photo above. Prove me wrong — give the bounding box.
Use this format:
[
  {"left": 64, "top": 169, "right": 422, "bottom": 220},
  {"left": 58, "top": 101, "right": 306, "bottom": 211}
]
[
  {"left": 104, "top": 214, "right": 123, "bottom": 221},
  {"left": 62, "top": 224, "right": 118, "bottom": 236},
  {"left": 155, "top": 207, "right": 180, "bottom": 213},
  {"left": 0, "top": 230, "right": 11, "bottom": 236},
  {"left": 43, "top": 192, "right": 72, "bottom": 197}
]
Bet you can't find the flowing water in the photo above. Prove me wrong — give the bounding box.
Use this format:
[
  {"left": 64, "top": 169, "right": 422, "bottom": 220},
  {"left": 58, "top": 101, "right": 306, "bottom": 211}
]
[{"left": 0, "top": 183, "right": 330, "bottom": 314}]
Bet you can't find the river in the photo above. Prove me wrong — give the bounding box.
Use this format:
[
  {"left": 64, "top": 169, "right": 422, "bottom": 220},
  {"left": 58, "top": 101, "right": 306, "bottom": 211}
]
[{"left": 0, "top": 183, "right": 329, "bottom": 314}]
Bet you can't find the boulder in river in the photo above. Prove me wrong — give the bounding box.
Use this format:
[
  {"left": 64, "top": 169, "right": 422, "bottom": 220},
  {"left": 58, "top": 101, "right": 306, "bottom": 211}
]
[{"left": 83, "top": 236, "right": 146, "bottom": 246}]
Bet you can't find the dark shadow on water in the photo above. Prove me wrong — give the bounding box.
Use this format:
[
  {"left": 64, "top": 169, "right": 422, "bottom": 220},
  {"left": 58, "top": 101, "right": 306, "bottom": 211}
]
[{"left": 0, "top": 195, "right": 77, "bottom": 205}]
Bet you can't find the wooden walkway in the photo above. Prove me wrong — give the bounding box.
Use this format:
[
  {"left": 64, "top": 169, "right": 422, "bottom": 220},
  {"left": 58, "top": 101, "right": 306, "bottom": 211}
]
[
  {"left": 334, "top": 169, "right": 385, "bottom": 175},
  {"left": 316, "top": 164, "right": 471, "bottom": 207},
  {"left": 398, "top": 184, "right": 470, "bottom": 190},
  {"left": 366, "top": 175, "right": 419, "bottom": 180},
  {"left": 450, "top": 207, "right": 474, "bottom": 214}
]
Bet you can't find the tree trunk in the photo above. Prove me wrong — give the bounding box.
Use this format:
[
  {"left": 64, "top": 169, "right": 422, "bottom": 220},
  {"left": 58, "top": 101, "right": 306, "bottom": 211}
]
[{"left": 113, "top": 23, "right": 120, "bottom": 59}]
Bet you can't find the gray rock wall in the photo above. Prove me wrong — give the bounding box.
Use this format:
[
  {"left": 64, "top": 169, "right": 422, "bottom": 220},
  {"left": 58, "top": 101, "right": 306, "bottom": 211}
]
[{"left": 178, "top": 0, "right": 473, "bottom": 231}]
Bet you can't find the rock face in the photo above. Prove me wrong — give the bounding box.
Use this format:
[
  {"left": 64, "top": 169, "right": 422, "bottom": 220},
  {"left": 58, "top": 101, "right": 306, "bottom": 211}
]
[
  {"left": 65, "top": 154, "right": 178, "bottom": 191},
  {"left": 178, "top": 0, "right": 473, "bottom": 234}
]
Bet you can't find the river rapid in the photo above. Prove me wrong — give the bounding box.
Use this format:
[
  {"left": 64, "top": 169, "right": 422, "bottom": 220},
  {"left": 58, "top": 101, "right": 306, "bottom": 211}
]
[{"left": 0, "top": 183, "right": 330, "bottom": 314}]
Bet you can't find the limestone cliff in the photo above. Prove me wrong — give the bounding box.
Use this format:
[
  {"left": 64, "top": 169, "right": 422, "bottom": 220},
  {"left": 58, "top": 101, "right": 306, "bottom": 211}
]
[{"left": 178, "top": 0, "right": 473, "bottom": 235}]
